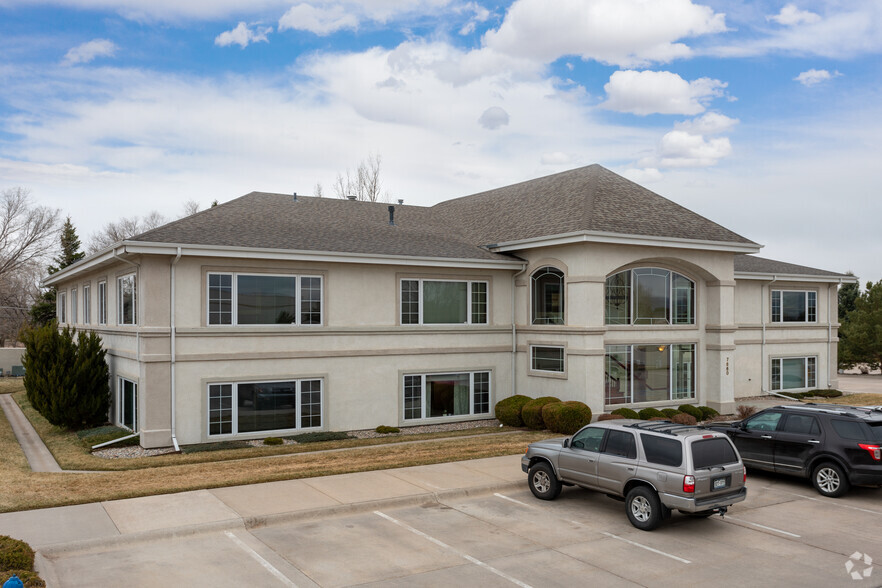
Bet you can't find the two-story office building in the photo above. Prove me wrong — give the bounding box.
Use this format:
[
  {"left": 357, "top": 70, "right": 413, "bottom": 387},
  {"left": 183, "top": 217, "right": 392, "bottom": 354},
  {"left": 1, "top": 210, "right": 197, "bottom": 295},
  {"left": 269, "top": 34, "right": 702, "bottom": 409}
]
[{"left": 45, "top": 165, "right": 854, "bottom": 448}]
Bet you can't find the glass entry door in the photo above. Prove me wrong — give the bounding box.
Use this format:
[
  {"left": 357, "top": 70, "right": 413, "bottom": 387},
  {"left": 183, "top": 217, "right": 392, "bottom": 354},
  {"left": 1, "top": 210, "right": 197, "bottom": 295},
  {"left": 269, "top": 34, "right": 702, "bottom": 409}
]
[{"left": 119, "top": 378, "right": 138, "bottom": 431}]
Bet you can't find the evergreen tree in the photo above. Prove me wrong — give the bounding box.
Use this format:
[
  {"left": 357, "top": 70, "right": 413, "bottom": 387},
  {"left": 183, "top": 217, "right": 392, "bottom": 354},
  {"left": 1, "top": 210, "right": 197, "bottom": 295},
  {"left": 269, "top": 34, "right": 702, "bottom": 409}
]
[
  {"left": 839, "top": 280, "right": 882, "bottom": 372},
  {"left": 29, "top": 217, "right": 85, "bottom": 326}
]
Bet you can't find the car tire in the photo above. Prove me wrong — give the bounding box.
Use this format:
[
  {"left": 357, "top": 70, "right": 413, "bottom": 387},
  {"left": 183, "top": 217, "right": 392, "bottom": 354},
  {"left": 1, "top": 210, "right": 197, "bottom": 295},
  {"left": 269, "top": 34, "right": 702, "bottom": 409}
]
[
  {"left": 625, "top": 486, "right": 663, "bottom": 531},
  {"left": 528, "top": 462, "right": 562, "bottom": 500},
  {"left": 812, "top": 462, "right": 850, "bottom": 498}
]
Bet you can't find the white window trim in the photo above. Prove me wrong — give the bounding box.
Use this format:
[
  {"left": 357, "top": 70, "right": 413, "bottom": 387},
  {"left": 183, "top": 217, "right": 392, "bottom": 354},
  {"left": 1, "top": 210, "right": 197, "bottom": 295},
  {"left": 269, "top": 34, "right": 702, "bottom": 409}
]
[
  {"left": 70, "top": 288, "right": 78, "bottom": 324},
  {"left": 399, "top": 278, "right": 489, "bottom": 325},
  {"left": 206, "top": 378, "right": 324, "bottom": 437},
  {"left": 83, "top": 284, "right": 91, "bottom": 325},
  {"left": 770, "top": 356, "right": 817, "bottom": 391},
  {"left": 402, "top": 370, "right": 492, "bottom": 421},
  {"left": 118, "top": 377, "right": 138, "bottom": 432},
  {"left": 206, "top": 272, "right": 323, "bottom": 327},
  {"left": 97, "top": 280, "right": 107, "bottom": 325},
  {"left": 771, "top": 289, "right": 817, "bottom": 323},
  {"left": 528, "top": 344, "right": 567, "bottom": 378},
  {"left": 58, "top": 291, "right": 67, "bottom": 323},
  {"left": 117, "top": 274, "right": 137, "bottom": 326},
  {"left": 530, "top": 266, "right": 565, "bottom": 326}
]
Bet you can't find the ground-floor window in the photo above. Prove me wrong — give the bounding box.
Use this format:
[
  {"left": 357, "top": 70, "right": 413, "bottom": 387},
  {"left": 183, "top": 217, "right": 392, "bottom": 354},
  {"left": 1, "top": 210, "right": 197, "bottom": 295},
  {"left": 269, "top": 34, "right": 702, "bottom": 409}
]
[
  {"left": 403, "top": 371, "right": 490, "bottom": 420},
  {"left": 208, "top": 379, "right": 323, "bottom": 436},
  {"left": 118, "top": 378, "right": 138, "bottom": 431},
  {"left": 771, "top": 357, "right": 816, "bottom": 391},
  {"left": 605, "top": 343, "right": 695, "bottom": 405},
  {"left": 530, "top": 345, "right": 565, "bottom": 373}
]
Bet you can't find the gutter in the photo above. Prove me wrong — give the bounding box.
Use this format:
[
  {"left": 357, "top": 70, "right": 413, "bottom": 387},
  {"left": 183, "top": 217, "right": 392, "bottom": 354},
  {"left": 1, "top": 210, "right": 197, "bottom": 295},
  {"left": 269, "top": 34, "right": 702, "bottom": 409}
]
[
  {"left": 170, "top": 247, "right": 182, "bottom": 452},
  {"left": 761, "top": 275, "right": 777, "bottom": 394},
  {"left": 511, "top": 264, "right": 529, "bottom": 397},
  {"left": 828, "top": 278, "right": 842, "bottom": 388}
]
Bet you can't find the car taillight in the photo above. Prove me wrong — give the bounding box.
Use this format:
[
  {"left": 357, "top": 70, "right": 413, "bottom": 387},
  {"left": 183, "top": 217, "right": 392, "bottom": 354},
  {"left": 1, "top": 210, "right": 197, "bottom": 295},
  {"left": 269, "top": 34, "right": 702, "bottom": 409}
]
[
  {"left": 683, "top": 475, "right": 695, "bottom": 493},
  {"left": 859, "top": 444, "right": 882, "bottom": 461},
  {"left": 743, "top": 469, "right": 747, "bottom": 483}
]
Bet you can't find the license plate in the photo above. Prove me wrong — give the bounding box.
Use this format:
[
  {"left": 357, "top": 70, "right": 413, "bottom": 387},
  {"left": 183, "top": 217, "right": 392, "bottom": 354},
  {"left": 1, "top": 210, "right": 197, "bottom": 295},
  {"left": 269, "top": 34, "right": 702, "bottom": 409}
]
[{"left": 713, "top": 477, "right": 728, "bottom": 490}]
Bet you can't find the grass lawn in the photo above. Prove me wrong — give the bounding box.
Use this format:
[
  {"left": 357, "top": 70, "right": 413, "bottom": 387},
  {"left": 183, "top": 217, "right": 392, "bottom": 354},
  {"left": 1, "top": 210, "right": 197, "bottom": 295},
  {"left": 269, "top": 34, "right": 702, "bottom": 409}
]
[
  {"left": 0, "top": 381, "right": 547, "bottom": 513},
  {"left": 815, "top": 393, "right": 882, "bottom": 406}
]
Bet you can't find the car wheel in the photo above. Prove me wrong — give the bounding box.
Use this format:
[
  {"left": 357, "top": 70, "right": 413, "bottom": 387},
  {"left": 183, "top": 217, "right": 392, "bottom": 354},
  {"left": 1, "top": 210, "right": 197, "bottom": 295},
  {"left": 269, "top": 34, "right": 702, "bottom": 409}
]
[
  {"left": 528, "top": 462, "right": 562, "bottom": 500},
  {"left": 625, "top": 486, "right": 663, "bottom": 531},
  {"left": 812, "top": 462, "right": 850, "bottom": 498}
]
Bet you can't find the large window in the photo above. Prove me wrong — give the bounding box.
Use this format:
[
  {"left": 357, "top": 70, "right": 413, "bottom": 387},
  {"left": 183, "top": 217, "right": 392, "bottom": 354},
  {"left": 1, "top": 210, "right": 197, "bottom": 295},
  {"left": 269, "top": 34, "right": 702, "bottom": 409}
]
[
  {"left": 208, "top": 379, "right": 323, "bottom": 436},
  {"left": 403, "top": 371, "right": 490, "bottom": 420},
  {"left": 97, "top": 281, "right": 107, "bottom": 324},
  {"left": 118, "top": 377, "right": 138, "bottom": 431},
  {"left": 207, "top": 273, "right": 322, "bottom": 326},
  {"left": 605, "top": 343, "right": 695, "bottom": 405},
  {"left": 772, "top": 290, "right": 816, "bottom": 323},
  {"left": 83, "top": 285, "right": 91, "bottom": 324},
  {"left": 118, "top": 274, "right": 137, "bottom": 325},
  {"left": 771, "top": 357, "right": 816, "bottom": 391},
  {"left": 531, "top": 267, "right": 564, "bottom": 325},
  {"left": 605, "top": 268, "right": 694, "bottom": 325},
  {"left": 58, "top": 291, "right": 67, "bottom": 323},
  {"left": 400, "top": 279, "right": 488, "bottom": 325},
  {"left": 530, "top": 345, "right": 565, "bottom": 373}
]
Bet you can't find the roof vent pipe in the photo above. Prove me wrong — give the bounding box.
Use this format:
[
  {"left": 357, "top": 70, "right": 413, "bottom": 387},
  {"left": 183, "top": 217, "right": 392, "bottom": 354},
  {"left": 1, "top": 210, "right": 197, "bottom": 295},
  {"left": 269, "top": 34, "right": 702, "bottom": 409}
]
[
  {"left": 293, "top": 192, "right": 297, "bottom": 202},
  {"left": 347, "top": 195, "right": 356, "bottom": 201},
  {"left": 388, "top": 205, "right": 395, "bottom": 226},
  {"left": 397, "top": 199, "right": 404, "bottom": 205}
]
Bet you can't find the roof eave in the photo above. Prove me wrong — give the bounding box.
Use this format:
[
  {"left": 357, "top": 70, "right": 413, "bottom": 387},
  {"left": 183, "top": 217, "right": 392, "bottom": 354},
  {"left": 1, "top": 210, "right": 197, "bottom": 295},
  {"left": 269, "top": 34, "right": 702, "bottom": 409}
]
[
  {"left": 735, "top": 271, "right": 858, "bottom": 284},
  {"left": 487, "top": 231, "right": 762, "bottom": 254}
]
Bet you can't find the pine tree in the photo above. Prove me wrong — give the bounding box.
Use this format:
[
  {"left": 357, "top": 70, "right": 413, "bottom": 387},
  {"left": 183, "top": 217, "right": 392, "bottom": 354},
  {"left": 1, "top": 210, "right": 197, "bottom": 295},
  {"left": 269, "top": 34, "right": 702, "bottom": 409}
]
[{"left": 29, "top": 217, "right": 85, "bottom": 326}]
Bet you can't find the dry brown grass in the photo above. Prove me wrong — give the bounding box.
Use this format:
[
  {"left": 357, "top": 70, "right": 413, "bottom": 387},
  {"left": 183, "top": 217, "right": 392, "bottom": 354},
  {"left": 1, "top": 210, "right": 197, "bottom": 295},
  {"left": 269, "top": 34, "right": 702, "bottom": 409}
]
[
  {"left": 0, "top": 379, "right": 24, "bottom": 394},
  {"left": 0, "top": 382, "right": 547, "bottom": 513},
  {"left": 813, "top": 393, "right": 882, "bottom": 406}
]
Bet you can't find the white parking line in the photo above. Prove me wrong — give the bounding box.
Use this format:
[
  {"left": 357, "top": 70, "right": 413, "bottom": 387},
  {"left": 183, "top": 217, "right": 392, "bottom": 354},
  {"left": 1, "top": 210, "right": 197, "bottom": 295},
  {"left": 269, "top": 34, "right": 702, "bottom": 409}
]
[
  {"left": 374, "top": 511, "right": 533, "bottom": 588},
  {"left": 598, "top": 531, "right": 692, "bottom": 564},
  {"left": 768, "top": 489, "right": 882, "bottom": 516},
  {"left": 722, "top": 517, "right": 800, "bottom": 538},
  {"left": 494, "top": 492, "right": 533, "bottom": 507},
  {"left": 224, "top": 530, "right": 298, "bottom": 587}
]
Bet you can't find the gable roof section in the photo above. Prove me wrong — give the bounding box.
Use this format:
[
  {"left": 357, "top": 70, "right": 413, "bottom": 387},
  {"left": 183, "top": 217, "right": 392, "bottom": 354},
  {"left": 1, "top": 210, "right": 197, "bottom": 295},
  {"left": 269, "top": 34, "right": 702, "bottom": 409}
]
[{"left": 734, "top": 255, "right": 856, "bottom": 283}]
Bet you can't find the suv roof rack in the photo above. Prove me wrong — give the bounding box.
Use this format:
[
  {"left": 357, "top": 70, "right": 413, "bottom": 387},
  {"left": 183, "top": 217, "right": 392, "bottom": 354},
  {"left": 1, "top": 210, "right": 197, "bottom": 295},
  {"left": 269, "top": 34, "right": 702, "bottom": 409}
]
[
  {"left": 777, "top": 404, "right": 881, "bottom": 418},
  {"left": 625, "top": 421, "right": 706, "bottom": 436}
]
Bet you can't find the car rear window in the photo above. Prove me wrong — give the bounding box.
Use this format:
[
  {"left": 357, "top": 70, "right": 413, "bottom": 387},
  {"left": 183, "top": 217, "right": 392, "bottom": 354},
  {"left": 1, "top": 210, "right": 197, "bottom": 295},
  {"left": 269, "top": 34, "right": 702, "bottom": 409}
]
[
  {"left": 691, "top": 438, "right": 739, "bottom": 469},
  {"left": 869, "top": 423, "right": 882, "bottom": 442},
  {"left": 640, "top": 434, "right": 683, "bottom": 467}
]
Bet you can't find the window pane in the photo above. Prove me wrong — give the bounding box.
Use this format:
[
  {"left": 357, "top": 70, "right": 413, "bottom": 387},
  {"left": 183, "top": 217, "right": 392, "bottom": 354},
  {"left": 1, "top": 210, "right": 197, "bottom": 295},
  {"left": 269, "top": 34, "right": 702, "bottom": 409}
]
[
  {"left": 237, "top": 381, "right": 297, "bottom": 433},
  {"left": 672, "top": 344, "right": 695, "bottom": 400},
  {"left": 426, "top": 373, "right": 470, "bottom": 417},
  {"left": 471, "top": 282, "right": 488, "bottom": 324},
  {"left": 807, "top": 291, "right": 817, "bottom": 322},
  {"left": 807, "top": 357, "right": 816, "bottom": 388},
  {"left": 237, "top": 275, "right": 296, "bottom": 324},
  {"left": 71, "top": 290, "right": 78, "bottom": 323},
  {"left": 633, "top": 345, "right": 670, "bottom": 402},
  {"left": 782, "top": 291, "right": 806, "bottom": 322},
  {"left": 641, "top": 434, "right": 683, "bottom": 467},
  {"left": 404, "top": 375, "right": 422, "bottom": 420},
  {"left": 423, "top": 281, "right": 467, "bottom": 324},
  {"left": 604, "top": 430, "right": 636, "bottom": 459},
  {"left": 781, "top": 358, "right": 806, "bottom": 389},
  {"left": 605, "top": 345, "right": 631, "bottom": 404},
  {"left": 691, "top": 438, "right": 739, "bottom": 468},
  {"left": 605, "top": 271, "right": 630, "bottom": 325},
  {"left": 531, "top": 346, "right": 564, "bottom": 372},
  {"left": 208, "top": 274, "right": 232, "bottom": 325},
  {"left": 98, "top": 282, "right": 106, "bottom": 324},
  {"left": 83, "top": 286, "right": 90, "bottom": 324},
  {"left": 209, "top": 384, "right": 233, "bottom": 435},
  {"left": 300, "top": 277, "right": 322, "bottom": 325},
  {"left": 473, "top": 372, "right": 489, "bottom": 414},
  {"left": 120, "top": 379, "right": 137, "bottom": 431},
  {"left": 634, "top": 269, "right": 669, "bottom": 324},
  {"left": 672, "top": 273, "right": 694, "bottom": 324},
  {"left": 532, "top": 268, "right": 564, "bottom": 325},
  {"left": 401, "top": 280, "right": 420, "bottom": 325},
  {"left": 59, "top": 292, "right": 66, "bottom": 322},
  {"left": 771, "top": 290, "right": 781, "bottom": 322},
  {"left": 300, "top": 380, "right": 322, "bottom": 428},
  {"left": 771, "top": 358, "right": 781, "bottom": 390},
  {"left": 119, "top": 276, "right": 136, "bottom": 325}
]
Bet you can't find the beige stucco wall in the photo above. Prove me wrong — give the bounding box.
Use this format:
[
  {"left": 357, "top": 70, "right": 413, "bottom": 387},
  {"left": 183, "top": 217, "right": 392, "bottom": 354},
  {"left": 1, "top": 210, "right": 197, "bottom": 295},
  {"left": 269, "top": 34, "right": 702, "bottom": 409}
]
[{"left": 0, "top": 348, "right": 25, "bottom": 374}]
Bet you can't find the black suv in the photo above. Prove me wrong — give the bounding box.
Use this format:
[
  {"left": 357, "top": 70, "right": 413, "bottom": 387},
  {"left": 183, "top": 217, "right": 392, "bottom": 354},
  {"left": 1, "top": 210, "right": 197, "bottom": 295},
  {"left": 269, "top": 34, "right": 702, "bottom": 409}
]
[{"left": 708, "top": 404, "right": 882, "bottom": 497}]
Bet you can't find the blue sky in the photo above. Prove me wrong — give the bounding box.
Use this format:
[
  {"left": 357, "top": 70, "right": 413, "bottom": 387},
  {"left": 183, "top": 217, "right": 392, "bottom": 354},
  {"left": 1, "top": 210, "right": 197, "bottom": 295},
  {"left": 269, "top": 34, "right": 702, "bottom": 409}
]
[{"left": 1, "top": 0, "right": 880, "bottom": 283}]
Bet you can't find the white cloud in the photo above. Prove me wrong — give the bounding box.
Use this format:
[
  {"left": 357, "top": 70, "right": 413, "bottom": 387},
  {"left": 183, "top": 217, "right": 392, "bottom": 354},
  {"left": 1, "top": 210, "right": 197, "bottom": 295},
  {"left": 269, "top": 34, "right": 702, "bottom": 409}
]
[
  {"left": 674, "top": 112, "right": 739, "bottom": 134},
  {"left": 278, "top": 4, "right": 358, "bottom": 35},
  {"left": 794, "top": 68, "right": 841, "bottom": 86},
  {"left": 637, "top": 129, "right": 732, "bottom": 169},
  {"left": 215, "top": 22, "right": 272, "bottom": 48},
  {"left": 540, "top": 152, "right": 573, "bottom": 165},
  {"left": 482, "top": 0, "right": 727, "bottom": 67},
  {"left": 622, "top": 167, "right": 663, "bottom": 183},
  {"left": 478, "top": 106, "right": 509, "bottom": 130},
  {"left": 458, "top": 2, "right": 491, "bottom": 35},
  {"left": 768, "top": 4, "right": 821, "bottom": 26},
  {"left": 62, "top": 39, "right": 117, "bottom": 65},
  {"left": 602, "top": 70, "right": 727, "bottom": 115}
]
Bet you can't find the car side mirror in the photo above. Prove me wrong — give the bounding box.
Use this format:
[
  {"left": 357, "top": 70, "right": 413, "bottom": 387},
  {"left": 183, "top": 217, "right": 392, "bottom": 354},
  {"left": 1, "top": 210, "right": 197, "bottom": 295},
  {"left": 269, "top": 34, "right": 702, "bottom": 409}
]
[{"left": 563, "top": 438, "right": 570, "bottom": 448}]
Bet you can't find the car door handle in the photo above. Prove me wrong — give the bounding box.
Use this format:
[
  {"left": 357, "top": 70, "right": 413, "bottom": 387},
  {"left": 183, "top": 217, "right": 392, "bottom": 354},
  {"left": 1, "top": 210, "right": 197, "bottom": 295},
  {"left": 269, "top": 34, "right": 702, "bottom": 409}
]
[
  {"left": 761, "top": 435, "right": 773, "bottom": 439},
  {"left": 807, "top": 440, "right": 821, "bottom": 444}
]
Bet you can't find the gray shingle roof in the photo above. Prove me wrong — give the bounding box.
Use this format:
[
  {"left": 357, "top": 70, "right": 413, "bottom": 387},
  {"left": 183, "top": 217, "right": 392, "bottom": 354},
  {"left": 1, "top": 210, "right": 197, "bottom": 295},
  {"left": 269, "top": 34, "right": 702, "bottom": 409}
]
[{"left": 734, "top": 255, "right": 851, "bottom": 278}]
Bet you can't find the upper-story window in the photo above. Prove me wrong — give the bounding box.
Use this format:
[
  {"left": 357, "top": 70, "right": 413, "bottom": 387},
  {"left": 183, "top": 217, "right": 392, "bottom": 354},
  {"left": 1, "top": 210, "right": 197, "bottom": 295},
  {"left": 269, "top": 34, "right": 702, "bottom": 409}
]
[
  {"left": 207, "top": 273, "right": 322, "bottom": 326},
  {"left": 118, "top": 274, "right": 137, "bottom": 325},
  {"left": 97, "top": 281, "right": 107, "bottom": 325},
  {"left": 83, "top": 285, "right": 91, "bottom": 324},
  {"left": 531, "top": 267, "right": 564, "bottom": 325},
  {"left": 400, "top": 279, "right": 487, "bottom": 325},
  {"left": 70, "top": 288, "right": 78, "bottom": 324},
  {"left": 605, "top": 268, "right": 694, "bottom": 325},
  {"left": 58, "top": 290, "right": 67, "bottom": 323},
  {"left": 772, "top": 290, "right": 816, "bottom": 323}
]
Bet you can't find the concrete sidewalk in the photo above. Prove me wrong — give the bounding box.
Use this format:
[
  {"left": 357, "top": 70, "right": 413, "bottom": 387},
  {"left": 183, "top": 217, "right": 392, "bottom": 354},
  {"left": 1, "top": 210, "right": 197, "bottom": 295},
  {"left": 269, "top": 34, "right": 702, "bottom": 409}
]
[{"left": 0, "top": 393, "right": 61, "bottom": 472}]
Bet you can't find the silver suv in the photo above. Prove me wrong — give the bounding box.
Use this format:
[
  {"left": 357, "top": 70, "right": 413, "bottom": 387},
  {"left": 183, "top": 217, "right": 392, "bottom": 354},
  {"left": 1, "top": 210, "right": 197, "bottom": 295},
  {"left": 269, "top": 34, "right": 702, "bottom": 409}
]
[{"left": 522, "top": 420, "right": 747, "bottom": 530}]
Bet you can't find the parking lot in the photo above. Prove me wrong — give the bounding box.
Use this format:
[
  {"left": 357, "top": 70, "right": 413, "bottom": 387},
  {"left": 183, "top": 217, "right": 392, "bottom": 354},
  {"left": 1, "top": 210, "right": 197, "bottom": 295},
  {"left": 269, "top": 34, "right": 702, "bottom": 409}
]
[{"left": 34, "top": 466, "right": 881, "bottom": 587}]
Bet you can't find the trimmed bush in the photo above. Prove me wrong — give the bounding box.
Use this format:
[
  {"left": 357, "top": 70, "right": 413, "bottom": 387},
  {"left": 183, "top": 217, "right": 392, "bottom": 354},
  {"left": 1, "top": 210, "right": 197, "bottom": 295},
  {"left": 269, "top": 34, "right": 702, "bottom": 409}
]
[
  {"left": 287, "top": 431, "right": 351, "bottom": 443},
  {"left": 375, "top": 425, "right": 400, "bottom": 434},
  {"left": 610, "top": 407, "right": 639, "bottom": 419},
  {"left": 671, "top": 412, "right": 697, "bottom": 425},
  {"left": 677, "top": 404, "right": 703, "bottom": 420},
  {"left": 522, "top": 396, "right": 561, "bottom": 430},
  {"left": 543, "top": 401, "right": 592, "bottom": 435},
  {"left": 736, "top": 405, "right": 757, "bottom": 420},
  {"left": 807, "top": 389, "right": 843, "bottom": 398},
  {"left": 698, "top": 406, "right": 720, "bottom": 420},
  {"left": 597, "top": 413, "right": 625, "bottom": 421},
  {"left": 263, "top": 437, "right": 284, "bottom": 445},
  {"left": 638, "top": 407, "right": 665, "bottom": 420},
  {"left": 660, "top": 408, "right": 680, "bottom": 419},
  {"left": 0, "top": 536, "right": 34, "bottom": 572},
  {"left": 494, "top": 395, "right": 531, "bottom": 427}
]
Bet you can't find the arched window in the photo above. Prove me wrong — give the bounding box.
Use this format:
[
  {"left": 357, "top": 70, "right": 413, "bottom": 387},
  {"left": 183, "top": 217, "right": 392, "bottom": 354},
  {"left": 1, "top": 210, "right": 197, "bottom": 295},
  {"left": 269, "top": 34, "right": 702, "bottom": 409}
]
[
  {"left": 605, "top": 268, "right": 694, "bottom": 325},
  {"left": 531, "top": 267, "right": 564, "bottom": 325}
]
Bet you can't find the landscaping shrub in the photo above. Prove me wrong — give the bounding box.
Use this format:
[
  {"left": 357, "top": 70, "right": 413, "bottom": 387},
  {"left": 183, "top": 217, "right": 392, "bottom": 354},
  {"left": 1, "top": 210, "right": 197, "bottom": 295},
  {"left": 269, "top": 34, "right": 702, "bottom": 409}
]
[
  {"left": 375, "top": 425, "right": 400, "bottom": 434},
  {"left": 671, "top": 412, "right": 697, "bottom": 425},
  {"left": 660, "top": 408, "right": 680, "bottom": 419},
  {"left": 0, "top": 536, "right": 34, "bottom": 572},
  {"left": 807, "top": 389, "right": 843, "bottom": 398},
  {"left": 677, "top": 404, "right": 703, "bottom": 420},
  {"left": 597, "top": 413, "right": 625, "bottom": 421},
  {"left": 263, "top": 437, "right": 283, "bottom": 445},
  {"left": 543, "top": 401, "right": 592, "bottom": 435},
  {"left": 610, "top": 407, "right": 639, "bottom": 419},
  {"left": 20, "top": 322, "right": 110, "bottom": 430},
  {"left": 736, "top": 405, "right": 757, "bottom": 420},
  {"left": 522, "top": 396, "right": 561, "bottom": 430},
  {"left": 287, "top": 431, "right": 351, "bottom": 443},
  {"left": 698, "top": 406, "right": 720, "bottom": 420},
  {"left": 638, "top": 407, "right": 665, "bottom": 420},
  {"left": 648, "top": 416, "right": 670, "bottom": 421},
  {"left": 181, "top": 441, "right": 251, "bottom": 454},
  {"left": 494, "top": 395, "right": 531, "bottom": 427}
]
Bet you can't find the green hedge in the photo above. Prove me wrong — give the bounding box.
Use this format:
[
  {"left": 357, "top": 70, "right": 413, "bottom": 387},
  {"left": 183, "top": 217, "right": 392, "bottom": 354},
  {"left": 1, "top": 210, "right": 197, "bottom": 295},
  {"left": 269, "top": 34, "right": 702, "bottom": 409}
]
[
  {"left": 521, "top": 396, "right": 561, "bottom": 430},
  {"left": 0, "top": 536, "right": 33, "bottom": 572},
  {"left": 678, "top": 404, "right": 703, "bottom": 420},
  {"left": 375, "top": 425, "right": 400, "bottom": 434},
  {"left": 780, "top": 390, "right": 843, "bottom": 399},
  {"left": 661, "top": 408, "right": 680, "bottom": 419},
  {"left": 543, "top": 401, "right": 592, "bottom": 435},
  {"left": 638, "top": 407, "right": 665, "bottom": 420},
  {"left": 263, "top": 437, "right": 284, "bottom": 445},
  {"left": 494, "top": 395, "right": 531, "bottom": 427},
  {"left": 698, "top": 406, "right": 720, "bottom": 420},
  {"left": 610, "top": 407, "right": 639, "bottom": 419}
]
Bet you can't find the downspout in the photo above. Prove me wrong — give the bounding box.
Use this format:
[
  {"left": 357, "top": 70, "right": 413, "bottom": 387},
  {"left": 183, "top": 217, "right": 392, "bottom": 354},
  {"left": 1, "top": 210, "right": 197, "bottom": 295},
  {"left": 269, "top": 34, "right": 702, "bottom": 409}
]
[
  {"left": 761, "top": 275, "right": 777, "bottom": 394},
  {"left": 170, "top": 247, "right": 182, "bottom": 452},
  {"left": 828, "top": 279, "right": 842, "bottom": 388},
  {"left": 511, "top": 264, "right": 529, "bottom": 397}
]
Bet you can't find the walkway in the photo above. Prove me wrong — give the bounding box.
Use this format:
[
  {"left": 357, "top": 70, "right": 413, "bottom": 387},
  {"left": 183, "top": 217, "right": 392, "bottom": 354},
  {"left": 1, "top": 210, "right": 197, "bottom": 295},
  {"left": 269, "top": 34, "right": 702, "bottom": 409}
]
[{"left": 0, "top": 393, "right": 61, "bottom": 472}]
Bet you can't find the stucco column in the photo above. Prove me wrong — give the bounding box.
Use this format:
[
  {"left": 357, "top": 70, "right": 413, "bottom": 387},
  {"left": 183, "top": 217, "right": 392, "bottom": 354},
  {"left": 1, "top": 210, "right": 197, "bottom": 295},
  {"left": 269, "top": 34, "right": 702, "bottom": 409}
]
[{"left": 704, "top": 280, "right": 737, "bottom": 414}]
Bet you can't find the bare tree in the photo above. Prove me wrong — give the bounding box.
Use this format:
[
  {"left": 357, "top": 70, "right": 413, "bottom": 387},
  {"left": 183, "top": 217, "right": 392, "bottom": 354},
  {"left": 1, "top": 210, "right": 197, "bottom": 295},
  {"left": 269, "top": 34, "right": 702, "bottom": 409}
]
[
  {"left": 313, "top": 183, "right": 324, "bottom": 198},
  {"left": 87, "top": 212, "right": 168, "bottom": 253},
  {"left": 333, "top": 153, "right": 388, "bottom": 202},
  {"left": 181, "top": 200, "right": 200, "bottom": 217},
  {"left": 0, "top": 187, "right": 61, "bottom": 286},
  {"left": 0, "top": 261, "right": 41, "bottom": 346}
]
